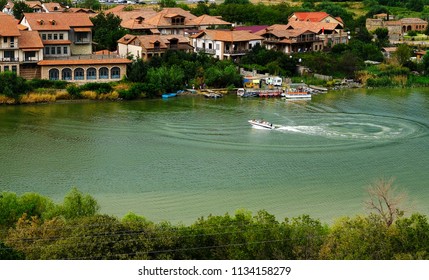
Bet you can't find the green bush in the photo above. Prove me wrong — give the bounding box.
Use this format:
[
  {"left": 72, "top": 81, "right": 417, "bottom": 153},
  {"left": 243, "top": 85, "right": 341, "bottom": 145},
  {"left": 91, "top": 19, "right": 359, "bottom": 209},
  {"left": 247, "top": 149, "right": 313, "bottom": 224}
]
[
  {"left": 80, "top": 83, "right": 113, "bottom": 94},
  {"left": 26, "top": 79, "right": 68, "bottom": 90},
  {"left": 366, "top": 77, "right": 395, "bottom": 87},
  {"left": 66, "top": 84, "right": 82, "bottom": 98}
]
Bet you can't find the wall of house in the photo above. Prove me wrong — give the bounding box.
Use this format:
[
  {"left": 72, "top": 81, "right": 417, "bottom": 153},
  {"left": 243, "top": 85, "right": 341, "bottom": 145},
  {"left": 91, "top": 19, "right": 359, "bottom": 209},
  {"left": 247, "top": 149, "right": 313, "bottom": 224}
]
[
  {"left": 118, "top": 43, "right": 141, "bottom": 59},
  {"left": 40, "top": 64, "right": 128, "bottom": 84},
  {"left": 70, "top": 44, "right": 92, "bottom": 55}
]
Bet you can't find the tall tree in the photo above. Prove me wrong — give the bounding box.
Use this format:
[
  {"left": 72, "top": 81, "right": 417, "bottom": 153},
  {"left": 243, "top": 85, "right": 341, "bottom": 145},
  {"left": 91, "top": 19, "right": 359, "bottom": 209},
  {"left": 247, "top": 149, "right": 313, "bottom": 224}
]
[
  {"left": 12, "top": 1, "right": 33, "bottom": 20},
  {"left": 90, "top": 12, "right": 127, "bottom": 51}
]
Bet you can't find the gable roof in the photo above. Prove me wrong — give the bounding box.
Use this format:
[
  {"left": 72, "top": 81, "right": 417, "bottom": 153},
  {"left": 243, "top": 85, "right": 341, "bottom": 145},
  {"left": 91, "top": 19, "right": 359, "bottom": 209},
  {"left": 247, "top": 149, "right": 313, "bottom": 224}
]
[
  {"left": 0, "top": 13, "right": 21, "bottom": 36},
  {"left": 43, "top": 2, "right": 65, "bottom": 12},
  {"left": 192, "top": 29, "right": 263, "bottom": 42},
  {"left": 290, "top": 12, "right": 330, "bottom": 22},
  {"left": 118, "top": 34, "right": 192, "bottom": 50},
  {"left": 285, "top": 21, "right": 343, "bottom": 33},
  {"left": 189, "top": 14, "right": 231, "bottom": 26},
  {"left": 18, "top": 30, "right": 44, "bottom": 49},
  {"left": 21, "top": 13, "right": 93, "bottom": 31}
]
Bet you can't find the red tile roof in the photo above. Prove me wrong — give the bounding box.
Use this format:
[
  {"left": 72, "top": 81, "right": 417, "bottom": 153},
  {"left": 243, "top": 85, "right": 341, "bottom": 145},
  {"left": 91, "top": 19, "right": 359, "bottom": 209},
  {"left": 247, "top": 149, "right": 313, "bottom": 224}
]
[
  {"left": 38, "top": 57, "right": 131, "bottom": 66},
  {"left": 21, "top": 13, "right": 93, "bottom": 31},
  {"left": 0, "top": 13, "right": 21, "bottom": 36},
  {"left": 19, "top": 30, "right": 44, "bottom": 49},
  {"left": 290, "top": 12, "right": 330, "bottom": 22}
]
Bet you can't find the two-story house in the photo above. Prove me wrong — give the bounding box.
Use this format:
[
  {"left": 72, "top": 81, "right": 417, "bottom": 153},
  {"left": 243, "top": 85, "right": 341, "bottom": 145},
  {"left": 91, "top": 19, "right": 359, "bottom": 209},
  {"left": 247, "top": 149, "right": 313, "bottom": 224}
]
[
  {"left": 191, "top": 30, "right": 263, "bottom": 61},
  {"left": 256, "top": 26, "right": 323, "bottom": 54},
  {"left": 19, "top": 13, "right": 130, "bottom": 83},
  {"left": 0, "top": 12, "right": 21, "bottom": 73},
  {"left": 117, "top": 34, "right": 193, "bottom": 60}
]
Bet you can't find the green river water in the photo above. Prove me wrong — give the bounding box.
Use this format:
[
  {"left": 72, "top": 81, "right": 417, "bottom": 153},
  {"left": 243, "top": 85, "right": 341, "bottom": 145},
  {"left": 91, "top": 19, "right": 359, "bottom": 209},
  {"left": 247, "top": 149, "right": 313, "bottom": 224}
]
[{"left": 0, "top": 88, "right": 428, "bottom": 224}]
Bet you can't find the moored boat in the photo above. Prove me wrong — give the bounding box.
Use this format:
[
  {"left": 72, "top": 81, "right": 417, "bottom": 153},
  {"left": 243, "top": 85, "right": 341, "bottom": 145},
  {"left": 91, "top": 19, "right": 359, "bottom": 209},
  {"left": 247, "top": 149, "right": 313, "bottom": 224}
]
[{"left": 281, "top": 89, "right": 311, "bottom": 99}]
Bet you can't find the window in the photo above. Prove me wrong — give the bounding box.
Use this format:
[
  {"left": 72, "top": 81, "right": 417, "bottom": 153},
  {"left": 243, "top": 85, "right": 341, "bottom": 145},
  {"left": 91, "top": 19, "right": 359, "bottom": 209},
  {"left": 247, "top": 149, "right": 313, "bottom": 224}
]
[
  {"left": 62, "top": 68, "right": 72, "bottom": 80},
  {"left": 111, "top": 67, "right": 120, "bottom": 79},
  {"left": 74, "top": 68, "right": 84, "bottom": 80},
  {"left": 87, "top": 67, "right": 96, "bottom": 80},
  {"left": 12, "top": 66, "right": 17, "bottom": 73},
  {"left": 99, "top": 67, "right": 109, "bottom": 79},
  {"left": 57, "top": 47, "right": 61, "bottom": 54},
  {"left": 42, "top": 34, "right": 46, "bottom": 40},
  {"left": 63, "top": 47, "right": 68, "bottom": 55},
  {"left": 4, "top": 66, "right": 9, "bottom": 72},
  {"left": 59, "top": 34, "right": 64, "bottom": 40},
  {"left": 49, "top": 68, "right": 59, "bottom": 80},
  {"left": 48, "top": 34, "right": 52, "bottom": 40},
  {"left": 51, "top": 47, "right": 56, "bottom": 54},
  {"left": 3, "top": 37, "right": 7, "bottom": 43},
  {"left": 54, "top": 34, "right": 58, "bottom": 40},
  {"left": 45, "top": 47, "right": 50, "bottom": 55}
]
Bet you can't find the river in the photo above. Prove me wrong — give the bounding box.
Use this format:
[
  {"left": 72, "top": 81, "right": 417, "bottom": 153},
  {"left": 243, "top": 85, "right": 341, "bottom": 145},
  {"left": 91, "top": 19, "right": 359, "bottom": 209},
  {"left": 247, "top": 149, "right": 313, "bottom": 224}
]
[{"left": 0, "top": 88, "right": 428, "bottom": 224}]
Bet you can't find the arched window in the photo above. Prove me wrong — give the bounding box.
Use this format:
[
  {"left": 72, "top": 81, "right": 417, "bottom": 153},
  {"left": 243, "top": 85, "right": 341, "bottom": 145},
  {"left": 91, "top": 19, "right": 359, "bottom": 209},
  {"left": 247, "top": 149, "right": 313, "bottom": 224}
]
[
  {"left": 111, "top": 67, "right": 120, "bottom": 79},
  {"left": 99, "top": 67, "right": 109, "bottom": 79},
  {"left": 74, "top": 68, "right": 84, "bottom": 80},
  {"left": 87, "top": 67, "right": 96, "bottom": 80},
  {"left": 49, "top": 68, "right": 59, "bottom": 80},
  {"left": 61, "top": 68, "right": 72, "bottom": 80}
]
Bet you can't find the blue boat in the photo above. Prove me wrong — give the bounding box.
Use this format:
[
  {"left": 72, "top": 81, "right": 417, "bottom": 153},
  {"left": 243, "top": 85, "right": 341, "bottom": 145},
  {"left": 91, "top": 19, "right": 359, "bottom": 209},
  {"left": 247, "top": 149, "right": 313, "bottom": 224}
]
[{"left": 162, "top": 93, "right": 177, "bottom": 99}]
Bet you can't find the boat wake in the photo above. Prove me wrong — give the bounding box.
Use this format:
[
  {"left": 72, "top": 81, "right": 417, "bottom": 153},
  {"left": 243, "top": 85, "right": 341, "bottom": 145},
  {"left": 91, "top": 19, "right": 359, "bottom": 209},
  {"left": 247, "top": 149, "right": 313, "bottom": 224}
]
[{"left": 274, "top": 116, "right": 427, "bottom": 141}]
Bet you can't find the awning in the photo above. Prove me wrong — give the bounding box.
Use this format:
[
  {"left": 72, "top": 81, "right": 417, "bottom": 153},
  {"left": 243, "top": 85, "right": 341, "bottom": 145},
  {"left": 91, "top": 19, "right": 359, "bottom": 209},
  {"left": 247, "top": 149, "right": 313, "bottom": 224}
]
[
  {"left": 22, "top": 49, "right": 41, "bottom": 51},
  {"left": 74, "top": 27, "right": 91, "bottom": 32}
]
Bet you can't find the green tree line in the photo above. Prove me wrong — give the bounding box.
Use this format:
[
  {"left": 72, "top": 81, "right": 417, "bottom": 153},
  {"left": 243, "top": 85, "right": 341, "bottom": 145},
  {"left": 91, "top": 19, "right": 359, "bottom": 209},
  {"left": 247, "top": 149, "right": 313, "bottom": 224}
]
[{"left": 1, "top": 184, "right": 429, "bottom": 260}]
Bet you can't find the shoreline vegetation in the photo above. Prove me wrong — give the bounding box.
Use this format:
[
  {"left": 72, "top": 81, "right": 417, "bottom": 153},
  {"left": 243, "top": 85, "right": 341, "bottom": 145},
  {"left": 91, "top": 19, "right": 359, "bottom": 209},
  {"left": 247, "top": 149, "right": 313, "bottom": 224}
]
[{"left": 1, "top": 182, "right": 429, "bottom": 260}]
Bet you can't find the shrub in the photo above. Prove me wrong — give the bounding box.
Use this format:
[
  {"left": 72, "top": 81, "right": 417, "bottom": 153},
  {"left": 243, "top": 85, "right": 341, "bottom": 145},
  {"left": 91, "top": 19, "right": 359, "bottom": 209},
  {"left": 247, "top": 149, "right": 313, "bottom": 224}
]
[{"left": 66, "top": 84, "right": 82, "bottom": 98}]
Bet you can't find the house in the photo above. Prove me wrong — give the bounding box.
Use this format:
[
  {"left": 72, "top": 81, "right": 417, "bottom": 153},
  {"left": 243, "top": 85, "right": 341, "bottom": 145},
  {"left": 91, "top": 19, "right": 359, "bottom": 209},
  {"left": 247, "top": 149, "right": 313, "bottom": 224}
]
[
  {"left": 144, "top": 8, "right": 197, "bottom": 35},
  {"left": 18, "top": 30, "right": 44, "bottom": 79},
  {"left": 284, "top": 21, "right": 348, "bottom": 47},
  {"left": 191, "top": 29, "right": 263, "bottom": 60},
  {"left": 256, "top": 26, "right": 323, "bottom": 54},
  {"left": 19, "top": 13, "right": 130, "bottom": 82},
  {"left": 0, "top": 13, "right": 21, "bottom": 73},
  {"left": 288, "top": 12, "right": 344, "bottom": 27},
  {"left": 20, "top": 13, "right": 93, "bottom": 56},
  {"left": 366, "top": 16, "right": 428, "bottom": 42},
  {"left": 117, "top": 34, "right": 193, "bottom": 60}
]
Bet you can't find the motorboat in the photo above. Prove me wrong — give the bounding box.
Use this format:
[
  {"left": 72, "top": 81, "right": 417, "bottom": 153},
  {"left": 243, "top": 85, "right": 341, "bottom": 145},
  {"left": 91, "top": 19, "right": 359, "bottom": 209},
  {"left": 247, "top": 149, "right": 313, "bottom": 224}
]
[
  {"left": 248, "top": 119, "right": 276, "bottom": 129},
  {"left": 281, "top": 88, "right": 311, "bottom": 99}
]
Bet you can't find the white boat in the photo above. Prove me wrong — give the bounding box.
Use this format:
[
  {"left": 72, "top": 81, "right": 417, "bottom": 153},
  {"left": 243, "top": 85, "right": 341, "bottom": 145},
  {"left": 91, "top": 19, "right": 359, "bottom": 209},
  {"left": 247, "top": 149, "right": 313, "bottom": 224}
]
[
  {"left": 248, "top": 119, "right": 276, "bottom": 129},
  {"left": 281, "top": 89, "right": 311, "bottom": 99}
]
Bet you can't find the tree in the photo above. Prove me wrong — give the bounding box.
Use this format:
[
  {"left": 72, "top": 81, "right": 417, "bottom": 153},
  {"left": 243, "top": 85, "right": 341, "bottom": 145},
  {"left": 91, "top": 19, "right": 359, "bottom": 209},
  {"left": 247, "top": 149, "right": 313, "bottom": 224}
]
[
  {"left": 374, "top": 28, "right": 389, "bottom": 47},
  {"left": 81, "top": 0, "right": 101, "bottom": 10},
  {"left": 394, "top": 44, "right": 412, "bottom": 66},
  {"left": 159, "top": 0, "right": 177, "bottom": 8},
  {"left": 54, "top": 187, "right": 100, "bottom": 220},
  {"left": 90, "top": 12, "right": 127, "bottom": 51},
  {"left": 365, "top": 177, "right": 406, "bottom": 227},
  {"left": 320, "top": 215, "right": 393, "bottom": 259},
  {"left": 12, "top": 1, "right": 33, "bottom": 20}
]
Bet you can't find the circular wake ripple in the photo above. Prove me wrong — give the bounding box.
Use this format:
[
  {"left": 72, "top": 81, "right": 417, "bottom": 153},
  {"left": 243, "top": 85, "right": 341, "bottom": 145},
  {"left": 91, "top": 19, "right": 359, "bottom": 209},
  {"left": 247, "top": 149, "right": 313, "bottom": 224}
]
[{"left": 276, "top": 113, "right": 428, "bottom": 141}]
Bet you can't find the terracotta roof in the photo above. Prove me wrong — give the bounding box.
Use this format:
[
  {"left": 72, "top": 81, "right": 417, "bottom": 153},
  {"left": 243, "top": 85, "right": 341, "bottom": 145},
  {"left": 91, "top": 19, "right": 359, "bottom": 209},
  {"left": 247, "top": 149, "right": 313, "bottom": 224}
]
[
  {"left": 400, "top": 18, "right": 428, "bottom": 24},
  {"left": 285, "top": 21, "right": 343, "bottom": 33},
  {"left": 110, "top": 9, "right": 158, "bottom": 22},
  {"left": 189, "top": 14, "right": 231, "bottom": 27},
  {"left": 65, "top": 8, "right": 96, "bottom": 13},
  {"left": 118, "top": 34, "right": 192, "bottom": 50},
  {"left": 0, "top": 13, "right": 21, "bottom": 36},
  {"left": 144, "top": 8, "right": 196, "bottom": 26},
  {"left": 38, "top": 58, "right": 131, "bottom": 66},
  {"left": 290, "top": 12, "right": 330, "bottom": 22},
  {"left": 26, "top": 1, "right": 43, "bottom": 8},
  {"left": 192, "top": 29, "right": 264, "bottom": 42},
  {"left": 18, "top": 30, "right": 44, "bottom": 49},
  {"left": 21, "top": 13, "right": 93, "bottom": 31},
  {"left": 43, "top": 2, "right": 65, "bottom": 12},
  {"left": 121, "top": 18, "right": 157, "bottom": 31}
]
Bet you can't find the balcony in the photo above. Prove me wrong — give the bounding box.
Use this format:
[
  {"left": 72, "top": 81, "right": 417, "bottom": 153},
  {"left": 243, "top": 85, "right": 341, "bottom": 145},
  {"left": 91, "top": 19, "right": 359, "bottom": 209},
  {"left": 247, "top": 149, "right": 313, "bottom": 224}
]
[
  {"left": 74, "top": 38, "right": 91, "bottom": 45},
  {"left": 0, "top": 57, "right": 19, "bottom": 62},
  {"left": 224, "top": 49, "right": 249, "bottom": 55},
  {"left": 22, "top": 57, "right": 39, "bottom": 64},
  {"left": 196, "top": 47, "right": 216, "bottom": 54}
]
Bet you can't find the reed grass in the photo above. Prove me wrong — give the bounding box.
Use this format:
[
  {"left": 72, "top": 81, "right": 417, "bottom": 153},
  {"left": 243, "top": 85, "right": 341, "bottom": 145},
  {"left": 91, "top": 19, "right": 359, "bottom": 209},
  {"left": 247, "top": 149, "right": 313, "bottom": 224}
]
[
  {"left": 80, "top": 91, "right": 98, "bottom": 100},
  {"left": 20, "top": 93, "right": 56, "bottom": 104},
  {"left": 98, "top": 92, "right": 120, "bottom": 100},
  {"left": 0, "top": 95, "right": 16, "bottom": 104}
]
